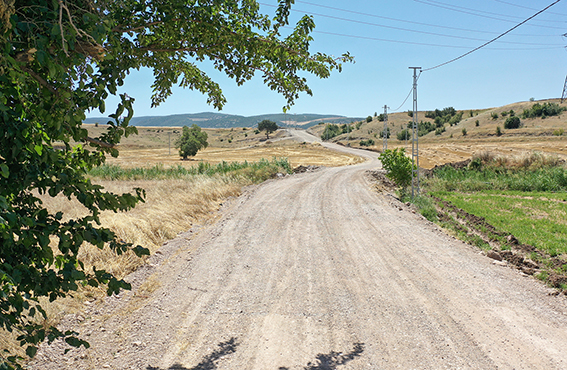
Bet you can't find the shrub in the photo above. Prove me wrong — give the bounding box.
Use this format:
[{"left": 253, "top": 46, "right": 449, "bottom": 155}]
[
  {"left": 379, "top": 148, "right": 415, "bottom": 190},
  {"left": 359, "top": 139, "right": 375, "bottom": 147},
  {"left": 475, "top": 120, "right": 479, "bottom": 127},
  {"left": 379, "top": 128, "right": 390, "bottom": 138},
  {"left": 462, "top": 128, "right": 467, "bottom": 136},
  {"left": 496, "top": 126, "right": 502, "bottom": 136},
  {"left": 504, "top": 116, "right": 521, "bottom": 129},
  {"left": 366, "top": 116, "right": 372, "bottom": 123},
  {"left": 522, "top": 102, "right": 566, "bottom": 119},
  {"left": 407, "top": 110, "right": 413, "bottom": 117},
  {"left": 491, "top": 112, "right": 498, "bottom": 120},
  {"left": 501, "top": 111, "right": 508, "bottom": 117},
  {"left": 435, "top": 127, "right": 445, "bottom": 135},
  {"left": 357, "top": 121, "right": 364, "bottom": 129},
  {"left": 377, "top": 113, "right": 386, "bottom": 122},
  {"left": 448, "top": 112, "right": 463, "bottom": 126},
  {"left": 397, "top": 129, "right": 410, "bottom": 141},
  {"left": 321, "top": 124, "right": 342, "bottom": 140},
  {"left": 553, "top": 129, "right": 564, "bottom": 136}
]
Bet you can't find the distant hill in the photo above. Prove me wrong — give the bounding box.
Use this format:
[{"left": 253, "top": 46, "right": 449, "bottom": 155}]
[{"left": 83, "top": 112, "right": 364, "bottom": 128}]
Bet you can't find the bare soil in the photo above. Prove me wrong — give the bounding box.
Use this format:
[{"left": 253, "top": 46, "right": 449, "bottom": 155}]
[{"left": 32, "top": 132, "right": 567, "bottom": 369}]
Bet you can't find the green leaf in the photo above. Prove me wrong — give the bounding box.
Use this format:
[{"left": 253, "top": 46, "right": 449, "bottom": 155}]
[
  {"left": 0, "top": 164, "right": 8, "bottom": 178},
  {"left": 25, "top": 346, "right": 37, "bottom": 358}
]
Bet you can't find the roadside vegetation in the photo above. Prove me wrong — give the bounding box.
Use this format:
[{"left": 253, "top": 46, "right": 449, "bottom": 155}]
[
  {"left": 422, "top": 152, "right": 567, "bottom": 292},
  {"left": 378, "top": 149, "right": 567, "bottom": 293}
]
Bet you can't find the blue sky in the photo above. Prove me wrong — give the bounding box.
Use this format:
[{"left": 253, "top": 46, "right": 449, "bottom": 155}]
[{"left": 89, "top": 0, "right": 567, "bottom": 118}]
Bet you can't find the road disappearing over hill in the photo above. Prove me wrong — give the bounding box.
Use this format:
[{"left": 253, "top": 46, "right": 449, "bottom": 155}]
[{"left": 33, "top": 130, "right": 567, "bottom": 369}]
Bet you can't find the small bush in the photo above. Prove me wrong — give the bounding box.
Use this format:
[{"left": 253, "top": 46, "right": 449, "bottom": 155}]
[
  {"left": 462, "top": 128, "right": 467, "bottom": 136},
  {"left": 357, "top": 121, "right": 364, "bottom": 129},
  {"left": 522, "top": 102, "right": 566, "bottom": 119},
  {"left": 501, "top": 111, "right": 508, "bottom": 117},
  {"left": 435, "top": 127, "right": 445, "bottom": 135},
  {"left": 504, "top": 116, "right": 521, "bottom": 129},
  {"left": 397, "top": 129, "right": 410, "bottom": 141},
  {"left": 491, "top": 112, "right": 498, "bottom": 120},
  {"left": 496, "top": 126, "right": 502, "bottom": 136},
  {"left": 475, "top": 120, "right": 479, "bottom": 127},
  {"left": 366, "top": 116, "right": 372, "bottom": 123},
  {"left": 379, "top": 148, "right": 415, "bottom": 190},
  {"left": 359, "top": 139, "right": 375, "bottom": 147},
  {"left": 321, "top": 124, "right": 342, "bottom": 140},
  {"left": 407, "top": 110, "right": 413, "bottom": 117},
  {"left": 553, "top": 129, "right": 564, "bottom": 136}
]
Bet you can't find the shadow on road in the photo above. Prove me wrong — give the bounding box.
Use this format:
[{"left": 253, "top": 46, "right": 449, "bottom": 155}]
[
  {"left": 278, "top": 342, "right": 365, "bottom": 370},
  {"left": 146, "top": 337, "right": 238, "bottom": 370}
]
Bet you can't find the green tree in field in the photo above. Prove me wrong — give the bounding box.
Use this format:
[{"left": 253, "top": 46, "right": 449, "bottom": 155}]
[
  {"left": 379, "top": 148, "right": 415, "bottom": 192},
  {"left": 176, "top": 125, "right": 209, "bottom": 159},
  {"left": 0, "top": 1, "right": 352, "bottom": 367},
  {"left": 258, "top": 119, "right": 278, "bottom": 139},
  {"left": 504, "top": 116, "right": 521, "bottom": 129}
]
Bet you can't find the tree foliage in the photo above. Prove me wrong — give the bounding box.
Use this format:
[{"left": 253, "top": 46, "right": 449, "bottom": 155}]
[
  {"left": 257, "top": 119, "right": 278, "bottom": 139},
  {"left": 0, "top": 0, "right": 352, "bottom": 367},
  {"left": 504, "top": 116, "right": 521, "bottom": 129},
  {"left": 379, "top": 148, "right": 415, "bottom": 190},
  {"left": 176, "top": 125, "right": 208, "bottom": 159}
]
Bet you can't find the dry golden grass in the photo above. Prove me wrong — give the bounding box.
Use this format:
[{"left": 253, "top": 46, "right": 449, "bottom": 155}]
[
  {"left": 43, "top": 175, "right": 248, "bottom": 282},
  {"left": 104, "top": 142, "right": 363, "bottom": 169},
  {"left": 0, "top": 174, "right": 253, "bottom": 362}
]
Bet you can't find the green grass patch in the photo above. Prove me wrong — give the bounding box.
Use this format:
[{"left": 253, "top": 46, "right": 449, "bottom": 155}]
[
  {"left": 433, "top": 191, "right": 567, "bottom": 257},
  {"left": 89, "top": 158, "right": 292, "bottom": 181},
  {"left": 426, "top": 166, "right": 567, "bottom": 193}
]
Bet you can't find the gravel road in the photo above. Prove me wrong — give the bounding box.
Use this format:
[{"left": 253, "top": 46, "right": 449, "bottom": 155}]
[{"left": 33, "top": 131, "right": 567, "bottom": 369}]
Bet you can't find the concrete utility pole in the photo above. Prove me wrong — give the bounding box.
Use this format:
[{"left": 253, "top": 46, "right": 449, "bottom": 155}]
[
  {"left": 383, "top": 105, "right": 389, "bottom": 152},
  {"left": 562, "top": 75, "right": 567, "bottom": 103},
  {"left": 409, "top": 67, "right": 421, "bottom": 198}
]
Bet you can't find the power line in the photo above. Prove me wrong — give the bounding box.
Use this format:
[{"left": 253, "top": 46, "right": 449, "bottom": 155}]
[
  {"left": 422, "top": 0, "right": 563, "bottom": 72},
  {"left": 307, "top": 29, "right": 563, "bottom": 50},
  {"left": 420, "top": 0, "right": 566, "bottom": 23},
  {"left": 493, "top": 0, "right": 567, "bottom": 17},
  {"left": 260, "top": 2, "right": 564, "bottom": 46},
  {"left": 414, "top": 0, "right": 566, "bottom": 29},
  {"left": 296, "top": 0, "right": 558, "bottom": 37}
]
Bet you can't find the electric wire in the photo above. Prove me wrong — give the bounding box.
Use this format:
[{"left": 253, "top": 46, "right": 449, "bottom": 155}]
[
  {"left": 419, "top": 0, "right": 566, "bottom": 23},
  {"left": 422, "top": 0, "right": 563, "bottom": 72},
  {"left": 493, "top": 0, "right": 567, "bottom": 17},
  {"left": 259, "top": 2, "right": 564, "bottom": 46},
  {"left": 414, "top": 0, "right": 566, "bottom": 29},
  {"left": 307, "top": 29, "right": 563, "bottom": 51},
  {"left": 296, "top": 0, "right": 558, "bottom": 37}
]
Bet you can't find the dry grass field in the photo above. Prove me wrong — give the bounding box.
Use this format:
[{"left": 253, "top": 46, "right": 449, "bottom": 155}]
[{"left": 85, "top": 125, "right": 363, "bottom": 168}]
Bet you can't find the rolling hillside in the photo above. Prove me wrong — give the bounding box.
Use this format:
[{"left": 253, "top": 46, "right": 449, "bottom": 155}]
[{"left": 83, "top": 112, "right": 363, "bottom": 128}]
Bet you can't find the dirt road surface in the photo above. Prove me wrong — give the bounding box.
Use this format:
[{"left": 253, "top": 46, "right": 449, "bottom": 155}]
[{"left": 33, "top": 131, "right": 567, "bottom": 369}]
